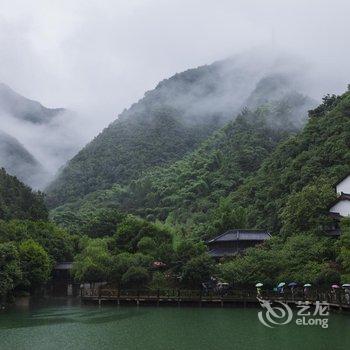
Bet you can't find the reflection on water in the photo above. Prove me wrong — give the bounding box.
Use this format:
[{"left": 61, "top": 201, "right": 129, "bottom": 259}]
[
  {"left": 0, "top": 298, "right": 349, "bottom": 350},
  {"left": 1, "top": 299, "right": 146, "bottom": 330}
]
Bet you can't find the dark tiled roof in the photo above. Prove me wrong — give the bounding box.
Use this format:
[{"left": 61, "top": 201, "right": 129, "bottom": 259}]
[
  {"left": 328, "top": 192, "right": 350, "bottom": 211},
  {"left": 208, "top": 229, "right": 271, "bottom": 243},
  {"left": 55, "top": 262, "right": 73, "bottom": 270},
  {"left": 339, "top": 193, "right": 350, "bottom": 200},
  {"left": 329, "top": 211, "right": 342, "bottom": 219}
]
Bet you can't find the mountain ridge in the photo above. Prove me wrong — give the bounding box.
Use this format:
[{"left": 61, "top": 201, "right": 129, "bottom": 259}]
[
  {"left": 0, "top": 130, "right": 49, "bottom": 188},
  {"left": 50, "top": 92, "right": 311, "bottom": 233},
  {"left": 0, "top": 83, "right": 65, "bottom": 124},
  {"left": 46, "top": 58, "right": 315, "bottom": 208}
]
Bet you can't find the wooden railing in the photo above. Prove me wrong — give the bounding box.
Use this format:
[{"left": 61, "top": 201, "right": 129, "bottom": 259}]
[{"left": 81, "top": 288, "right": 350, "bottom": 307}]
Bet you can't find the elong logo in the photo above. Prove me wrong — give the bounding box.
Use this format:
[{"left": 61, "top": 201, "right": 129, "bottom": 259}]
[
  {"left": 257, "top": 297, "right": 329, "bottom": 329},
  {"left": 257, "top": 297, "right": 293, "bottom": 328}
]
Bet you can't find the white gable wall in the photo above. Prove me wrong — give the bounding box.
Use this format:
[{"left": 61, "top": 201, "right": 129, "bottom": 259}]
[
  {"left": 336, "top": 175, "right": 350, "bottom": 194},
  {"left": 330, "top": 200, "right": 350, "bottom": 217}
]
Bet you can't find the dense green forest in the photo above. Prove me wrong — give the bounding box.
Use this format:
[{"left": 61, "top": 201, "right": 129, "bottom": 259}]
[
  {"left": 46, "top": 107, "right": 219, "bottom": 208},
  {"left": 1, "top": 69, "right": 350, "bottom": 302},
  {"left": 0, "top": 165, "right": 217, "bottom": 298},
  {"left": 0, "top": 168, "right": 47, "bottom": 221},
  {"left": 49, "top": 90, "right": 350, "bottom": 288},
  {"left": 218, "top": 91, "right": 350, "bottom": 286},
  {"left": 51, "top": 94, "right": 309, "bottom": 235},
  {"left": 0, "top": 169, "right": 76, "bottom": 299},
  {"left": 46, "top": 65, "right": 314, "bottom": 208},
  {"left": 230, "top": 92, "right": 350, "bottom": 234}
]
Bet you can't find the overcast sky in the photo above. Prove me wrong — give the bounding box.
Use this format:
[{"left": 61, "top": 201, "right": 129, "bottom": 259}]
[{"left": 0, "top": 0, "right": 349, "bottom": 136}]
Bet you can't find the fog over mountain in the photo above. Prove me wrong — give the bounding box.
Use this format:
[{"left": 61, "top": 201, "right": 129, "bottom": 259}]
[
  {"left": 0, "top": 83, "right": 64, "bottom": 124},
  {"left": 1, "top": 50, "right": 315, "bottom": 191},
  {"left": 45, "top": 54, "right": 316, "bottom": 207},
  {"left": 0, "top": 0, "right": 349, "bottom": 138},
  {"left": 0, "top": 84, "right": 84, "bottom": 188},
  {"left": 0, "top": 0, "right": 349, "bottom": 190},
  {"left": 0, "top": 129, "right": 47, "bottom": 188}
]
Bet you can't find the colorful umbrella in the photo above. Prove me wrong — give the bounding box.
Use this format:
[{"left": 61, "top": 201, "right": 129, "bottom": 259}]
[
  {"left": 331, "top": 284, "right": 340, "bottom": 289},
  {"left": 304, "top": 283, "right": 311, "bottom": 287},
  {"left": 278, "top": 282, "right": 286, "bottom": 287},
  {"left": 255, "top": 283, "right": 263, "bottom": 287}
]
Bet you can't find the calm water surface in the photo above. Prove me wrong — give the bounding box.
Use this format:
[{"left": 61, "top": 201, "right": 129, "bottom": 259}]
[{"left": 0, "top": 299, "right": 349, "bottom": 350}]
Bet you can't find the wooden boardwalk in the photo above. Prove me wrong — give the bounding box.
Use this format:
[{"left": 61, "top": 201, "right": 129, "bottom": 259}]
[{"left": 81, "top": 288, "right": 350, "bottom": 311}]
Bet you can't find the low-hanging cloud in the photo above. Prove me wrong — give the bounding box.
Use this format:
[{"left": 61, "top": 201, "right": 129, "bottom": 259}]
[
  {"left": 1, "top": 1, "right": 349, "bottom": 119},
  {"left": 0, "top": 0, "right": 349, "bottom": 187}
]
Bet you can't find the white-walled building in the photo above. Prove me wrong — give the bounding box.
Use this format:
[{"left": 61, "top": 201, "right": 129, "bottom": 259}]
[
  {"left": 335, "top": 175, "right": 350, "bottom": 195},
  {"left": 329, "top": 174, "right": 350, "bottom": 218}
]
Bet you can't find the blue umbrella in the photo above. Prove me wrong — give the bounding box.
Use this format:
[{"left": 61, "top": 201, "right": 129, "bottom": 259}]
[{"left": 288, "top": 282, "right": 298, "bottom": 287}]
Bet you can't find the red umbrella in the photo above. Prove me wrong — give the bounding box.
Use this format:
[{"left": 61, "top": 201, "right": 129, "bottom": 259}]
[{"left": 331, "top": 284, "right": 340, "bottom": 289}]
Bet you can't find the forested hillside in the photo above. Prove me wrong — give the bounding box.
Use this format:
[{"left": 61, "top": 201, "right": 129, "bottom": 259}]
[
  {"left": 2, "top": 84, "right": 350, "bottom": 299},
  {"left": 46, "top": 60, "right": 314, "bottom": 208},
  {"left": 0, "top": 168, "right": 78, "bottom": 298},
  {"left": 48, "top": 89, "right": 350, "bottom": 289},
  {"left": 225, "top": 92, "right": 350, "bottom": 235},
  {"left": 50, "top": 93, "right": 310, "bottom": 233},
  {"left": 51, "top": 90, "right": 350, "bottom": 241},
  {"left": 0, "top": 168, "right": 48, "bottom": 220},
  {"left": 46, "top": 107, "right": 218, "bottom": 208},
  {"left": 217, "top": 91, "right": 350, "bottom": 286}
]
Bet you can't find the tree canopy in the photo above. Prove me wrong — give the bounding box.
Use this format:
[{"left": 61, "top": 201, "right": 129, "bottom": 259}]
[{"left": 0, "top": 168, "right": 48, "bottom": 221}]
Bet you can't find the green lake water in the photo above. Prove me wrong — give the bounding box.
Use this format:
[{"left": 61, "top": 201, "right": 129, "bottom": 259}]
[{"left": 0, "top": 299, "right": 349, "bottom": 350}]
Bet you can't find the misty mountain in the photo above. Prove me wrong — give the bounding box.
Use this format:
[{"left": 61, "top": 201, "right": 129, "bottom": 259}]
[
  {"left": 0, "top": 83, "right": 65, "bottom": 124},
  {"left": 246, "top": 73, "right": 297, "bottom": 108},
  {"left": 0, "top": 83, "right": 85, "bottom": 189},
  {"left": 0, "top": 130, "right": 49, "bottom": 188},
  {"left": 51, "top": 88, "right": 350, "bottom": 242},
  {"left": 226, "top": 90, "right": 350, "bottom": 234},
  {"left": 50, "top": 93, "right": 309, "bottom": 231},
  {"left": 46, "top": 57, "right": 315, "bottom": 208},
  {"left": 246, "top": 73, "right": 316, "bottom": 125}
]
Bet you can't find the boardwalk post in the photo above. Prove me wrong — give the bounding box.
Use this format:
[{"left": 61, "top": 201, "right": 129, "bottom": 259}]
[{"left": 81, "top": 287, "right": 350, "bottom": 311}]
